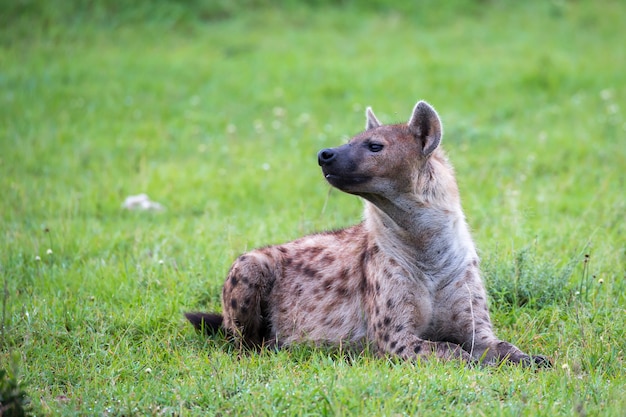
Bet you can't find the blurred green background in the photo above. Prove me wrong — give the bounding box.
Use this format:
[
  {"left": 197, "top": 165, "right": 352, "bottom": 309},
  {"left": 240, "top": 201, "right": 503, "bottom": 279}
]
[{"left": 1, "top": 0, "right": 625, "bottom": 415}]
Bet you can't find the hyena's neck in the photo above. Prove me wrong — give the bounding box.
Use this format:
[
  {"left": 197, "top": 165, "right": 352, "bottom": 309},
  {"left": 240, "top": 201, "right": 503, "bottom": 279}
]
[{"left": 363, "top": 197, "right": 477, "bottom": 280}]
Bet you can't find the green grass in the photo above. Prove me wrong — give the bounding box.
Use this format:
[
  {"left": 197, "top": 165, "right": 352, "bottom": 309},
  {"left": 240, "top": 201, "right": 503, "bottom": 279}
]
[{"left": 1, "top": 0, "right": 625, "bottom": 415}]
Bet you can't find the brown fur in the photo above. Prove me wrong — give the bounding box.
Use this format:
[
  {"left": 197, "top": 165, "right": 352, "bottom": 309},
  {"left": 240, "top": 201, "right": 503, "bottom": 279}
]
[{"left": 186, "top": 101, "right": 550, "bottom": 367}]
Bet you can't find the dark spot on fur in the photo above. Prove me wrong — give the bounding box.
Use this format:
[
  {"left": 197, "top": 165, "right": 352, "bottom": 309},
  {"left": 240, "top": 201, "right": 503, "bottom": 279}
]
[
  {"left": 386, "top": 298, "right": 394, "bottom": 308},
  {"left": 239, "top": 255, "right": 248, "bottom": 262},
  {"left": 451, "top": 313, "right": 458, "bottom": 322},
  {"left": 375, "top": 282, "right": 380, "bottom": 294},
  {"left": 359, "top": 250, "right": 368, "bottom": 266},
  {"left": 390, "top": 341, "right": 397, "bottom": 349},
  {"left": 309, "top": 246, "right": 323, "bottom": 257},
  {"left": 374, "top": 306, "right": 380, "bottom": 316},
  {"left": 323, "top": 300, "right": 338, "bottom": 315},
  {"left": 230, "top": 299, "right": 238, "bottom": 310},
  {"left": 241, "top": 276, "right": 250, "bottom": 285},
  {"left": 383, "top": 333, "right": 390, "bottom": 342},
  {"left": 303, "top": 266, "right": 319, "bottom": 278},
  {"left": 230, "top": 276, "right": 238, "bottom": 287},
  {"left": 359, "top": 275, "right": 367, "bottom": 294},
  {"left": 385, "top": 267, "right": 396, "bottom": 278},
  {"left": 320, "top": 253, "right": 335, "bottom": 266},
  {"left": 395, "top": 324, "right": 404, "bottom": 332},
  {"left": 285, "top": 257, "right": 292, "bottom": 267},
  {"left": 336, "top": 286, "right": 350, "bottom": 297},
  {"left": 340, "top": 268, "right": 350, "bottom": 280},
  {"left": 396, "top": 345, "right": 406, "bottom": 354},
  {"left": 243, "top": 297, "right": 252, "bottom": 307},
  {"left": 295, "top": 284, "right": 303, "bottom": 297},
  {"left": 383, "top": 316, "right": 391, "bottom": 326},
  {"left": 413, "top": 344, "right": 422, "bottom": 354},
  {"left": 331, "top": 317, "right": 344, "bottom": 328}
]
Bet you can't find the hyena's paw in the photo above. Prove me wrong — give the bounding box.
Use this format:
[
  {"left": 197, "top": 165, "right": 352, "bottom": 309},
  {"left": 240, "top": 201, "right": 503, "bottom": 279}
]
[
  {"left": 488, "top": 341, "right": 552, "bottom": 368},
  {"left": 520, "top": 354, "right": 552, "bottom": 368}
]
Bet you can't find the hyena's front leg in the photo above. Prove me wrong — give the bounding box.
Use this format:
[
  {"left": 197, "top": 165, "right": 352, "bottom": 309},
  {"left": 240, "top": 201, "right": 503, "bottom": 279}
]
[
  {"left": 368, "top": 278, "right": 472, "bottom": 362},
  {"left": 439, "top": 272, "right": 550, "bottom": 367},
  {"left": 221, "top": 251, "right": 277, "bottom": 348}
]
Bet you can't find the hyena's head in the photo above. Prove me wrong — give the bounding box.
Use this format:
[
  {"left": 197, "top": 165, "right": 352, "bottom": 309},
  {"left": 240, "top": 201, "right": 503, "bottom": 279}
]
[{"left": 318, "top": 101, "right": 457, "bottom": 206}]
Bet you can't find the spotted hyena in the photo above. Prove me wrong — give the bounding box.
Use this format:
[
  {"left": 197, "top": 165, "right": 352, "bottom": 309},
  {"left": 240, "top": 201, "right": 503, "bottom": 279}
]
[{"left": 186, "top": 100, "right": 550, "bottom": 366}]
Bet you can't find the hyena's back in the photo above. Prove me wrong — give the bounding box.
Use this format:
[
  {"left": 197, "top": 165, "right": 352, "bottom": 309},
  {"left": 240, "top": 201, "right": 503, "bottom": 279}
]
[{"left": 211, "top": 224, "right": 370, "bottom": 347}]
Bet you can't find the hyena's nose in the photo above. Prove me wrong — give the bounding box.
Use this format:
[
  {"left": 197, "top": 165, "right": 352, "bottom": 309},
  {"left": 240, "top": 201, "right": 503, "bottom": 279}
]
[{"left": 318, "top": 148, "right": 336, "bottom": 166}]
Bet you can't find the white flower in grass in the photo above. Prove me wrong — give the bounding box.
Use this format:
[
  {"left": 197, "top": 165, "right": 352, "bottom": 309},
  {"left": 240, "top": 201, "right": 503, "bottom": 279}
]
[
  {"left": 600, "top": 89, "right": 613, "bottom": 101},
  {"left": 607, "top": 104, "right": 619, "bottom": 115},
  {"left": 159, "top": 259, "right": 164, "bottom": 265},
  {"left": 35, "top": 255, "right": 41, "bottom": 261},
  {"left": 296, "top": 113, "right": 310, "bottom": 125},
  {"left": 46, "top": 249, "right": 53, "bottom": 255},
  {"left": 122, "top": 194, "right": 164, "bottom": 211}
]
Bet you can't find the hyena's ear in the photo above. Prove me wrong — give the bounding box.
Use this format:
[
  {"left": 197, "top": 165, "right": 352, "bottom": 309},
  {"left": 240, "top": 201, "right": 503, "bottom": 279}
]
[
  {"left": 365, "top": 107, "right": 382, "bottom": 130},
  {"left": 408, "top": 101, "right": 442, "bottom": 157}
]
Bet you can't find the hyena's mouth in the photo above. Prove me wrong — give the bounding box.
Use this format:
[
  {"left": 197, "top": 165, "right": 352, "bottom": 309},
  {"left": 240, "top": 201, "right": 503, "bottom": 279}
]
[{"left": 324, "top": 173, "right": 371, "bottom": 189}]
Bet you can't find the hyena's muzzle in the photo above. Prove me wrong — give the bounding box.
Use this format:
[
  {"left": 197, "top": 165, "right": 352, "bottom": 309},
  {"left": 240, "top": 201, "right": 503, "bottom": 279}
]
[{"left": 318, "top": 144, "right": 371, "bottom": 192}]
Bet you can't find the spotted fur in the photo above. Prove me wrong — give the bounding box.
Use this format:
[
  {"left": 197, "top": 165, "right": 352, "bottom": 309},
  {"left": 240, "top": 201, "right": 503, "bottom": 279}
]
[{"left": 186, "top": 100, "right": 550, "bottom": 366}]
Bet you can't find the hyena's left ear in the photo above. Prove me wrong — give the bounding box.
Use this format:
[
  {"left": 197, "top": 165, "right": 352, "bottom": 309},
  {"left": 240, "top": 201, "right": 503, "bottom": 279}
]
[
  {"left": 408, "top": 101, "right": 442, "bottom": 157},
  {"left": 365, "top": 107, "right": 382, "bottom": 130}
]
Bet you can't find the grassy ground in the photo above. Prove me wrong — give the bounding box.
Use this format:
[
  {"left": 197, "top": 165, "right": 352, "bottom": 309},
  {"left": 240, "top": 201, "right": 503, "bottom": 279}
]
[{"left": 1, "top": 0, "right": 625, "bottom": 415}]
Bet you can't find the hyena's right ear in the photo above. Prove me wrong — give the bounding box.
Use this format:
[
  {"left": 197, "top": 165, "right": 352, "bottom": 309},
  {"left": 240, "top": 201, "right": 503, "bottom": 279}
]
[
  {"left": 365, "top": 107, "right": 382, "bottom": 130},
  {"left": 408, "top": 101, "right": 442, "bottom": 157}
]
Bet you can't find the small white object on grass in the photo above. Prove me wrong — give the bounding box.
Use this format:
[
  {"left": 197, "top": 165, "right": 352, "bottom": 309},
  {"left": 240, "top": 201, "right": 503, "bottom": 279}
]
[{"left": 122, "top": 194, "right": 164, "bottom": 211}]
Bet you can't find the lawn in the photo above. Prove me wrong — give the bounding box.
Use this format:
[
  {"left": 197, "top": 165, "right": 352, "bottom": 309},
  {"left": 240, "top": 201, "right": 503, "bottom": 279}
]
[{"left": 1, "top": 0, "right": 625, "bottom": 415}]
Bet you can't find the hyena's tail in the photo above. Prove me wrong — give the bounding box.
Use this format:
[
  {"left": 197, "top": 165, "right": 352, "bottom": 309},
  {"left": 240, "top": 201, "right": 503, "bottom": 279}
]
[{"left": 184, "top": 312, "right": 224, "bottom": 336}]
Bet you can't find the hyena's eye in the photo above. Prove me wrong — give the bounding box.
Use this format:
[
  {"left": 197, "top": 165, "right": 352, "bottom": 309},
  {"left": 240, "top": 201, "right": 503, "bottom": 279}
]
[{"left": 367, "top": 142, "right": 384, "bottom": 152}]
